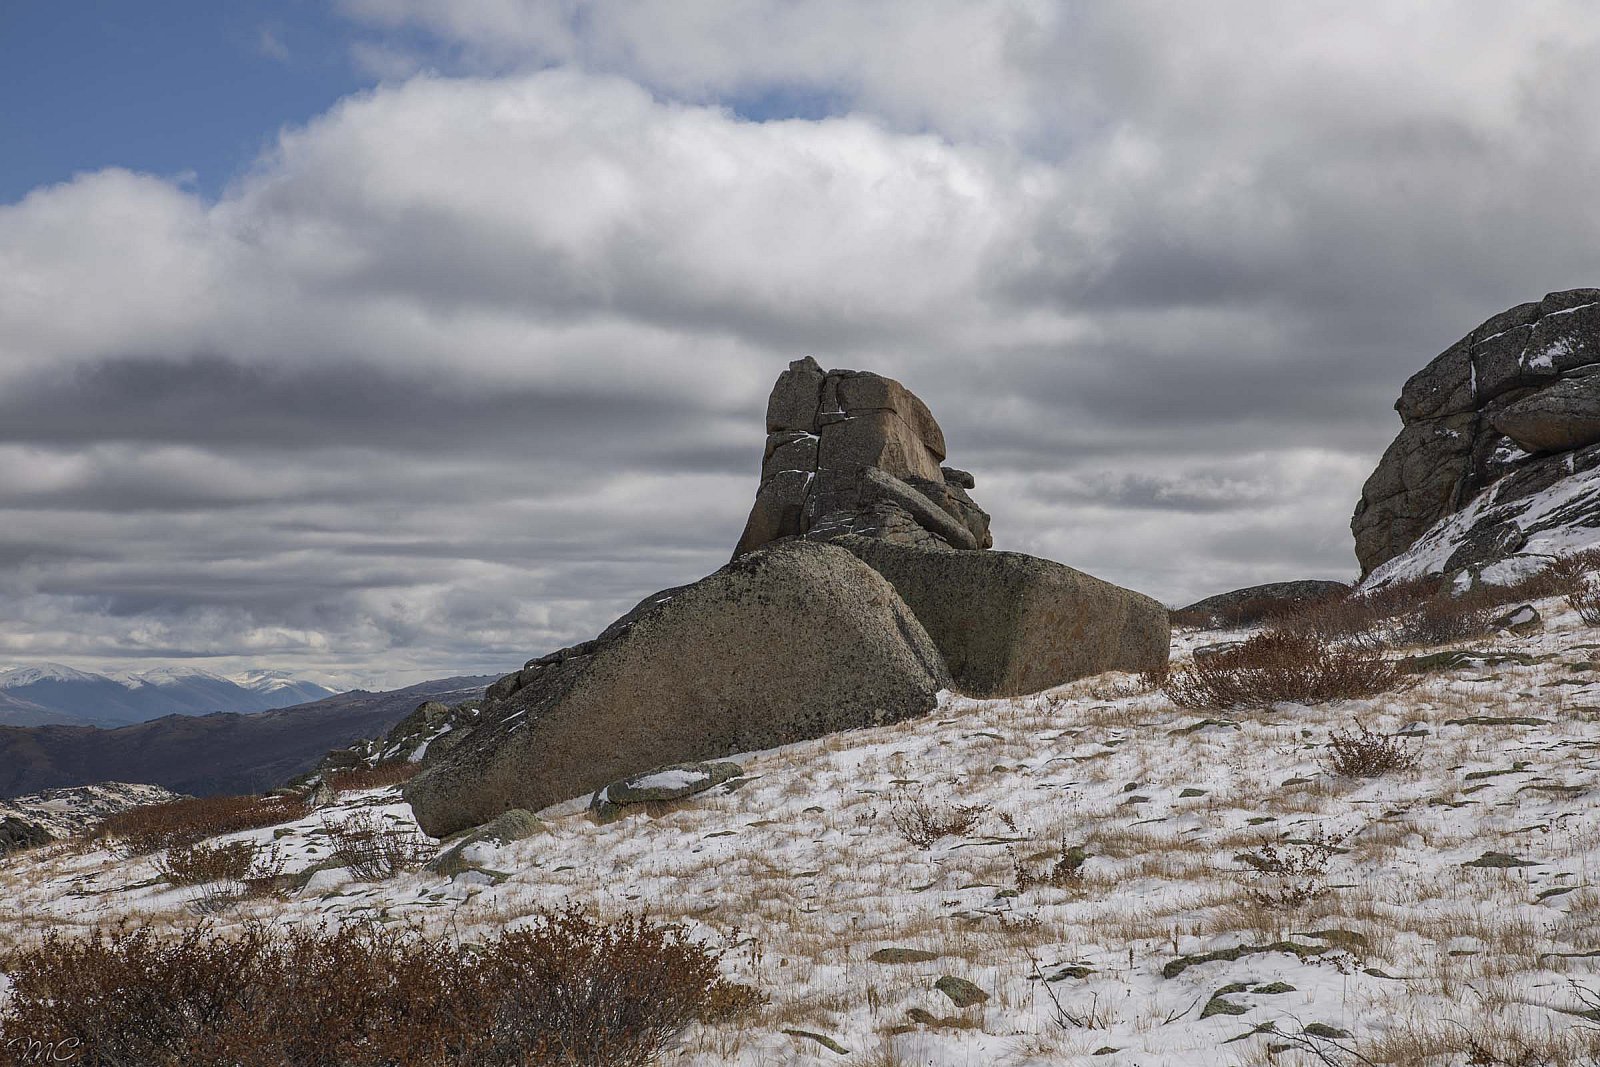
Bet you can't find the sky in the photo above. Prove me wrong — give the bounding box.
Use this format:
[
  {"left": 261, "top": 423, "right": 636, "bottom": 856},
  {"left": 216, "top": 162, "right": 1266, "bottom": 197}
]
[{"left": 3, "top": 1, "right": 1599, "bottom": 689}]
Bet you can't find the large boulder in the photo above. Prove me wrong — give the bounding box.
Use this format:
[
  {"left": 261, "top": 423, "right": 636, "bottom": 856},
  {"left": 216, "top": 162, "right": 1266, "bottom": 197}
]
[
  {"left": 834, "top": 536, "right": 1169, "bottom": 697},
  {"left": 1353, "top": 288, "right": 1600, "bottom": 576},
  {"left": 405, "top": 540, "right": 949, "bottom": 836}
]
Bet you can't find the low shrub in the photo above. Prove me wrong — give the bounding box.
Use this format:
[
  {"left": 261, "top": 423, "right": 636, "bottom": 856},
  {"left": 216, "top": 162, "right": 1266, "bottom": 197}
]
[
  {"left": 889, "top": 799, "right": 987, "bottom": 849},
  {"left": 1163, "top": 631, "right": 1406, "bottom": 709},
  {"left": 155, "top": 839, "right": 280, "bottom": 887},
  {"left": 1389, "top": 596, "right": 1494, "bottom": 646},
  {"left": 1237, "top": 832, "right": 1341, "bottom": 908},
  {"left": 0, "top": 909, "right": 760, "bottom": 1067},
  {"left": 325, "top": 761, "right": 421, "bottom": 794},
  {"left": 321, "top": 811, "right": 434, "bottom": 880},
  {"left": 1012, "top": 840, "right": 1088, "bottom": 891},
  {"left": 96, "top": 794, "right": 302, "bottom": 855},
  {"left": 1569, "top": 578, "right": 1600, "bottom": 626},
  {"left": 1324, "top": 722, "right": 1420, "bottom": 778}
]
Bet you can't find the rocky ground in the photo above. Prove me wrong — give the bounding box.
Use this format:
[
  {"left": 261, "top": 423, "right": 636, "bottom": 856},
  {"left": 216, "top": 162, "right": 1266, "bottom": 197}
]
[{"left": 10, "top": 606, "right": 1600, "bottom": 1065}]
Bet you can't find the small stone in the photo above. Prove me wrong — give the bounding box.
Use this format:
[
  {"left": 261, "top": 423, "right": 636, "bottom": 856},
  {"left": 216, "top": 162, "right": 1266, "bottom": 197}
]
[
  {"left": 870, "top": 947, "right": 940, "bottom": 964},
  {"left": 934, "top": 975, "right": 989, "bottom": 1008}
]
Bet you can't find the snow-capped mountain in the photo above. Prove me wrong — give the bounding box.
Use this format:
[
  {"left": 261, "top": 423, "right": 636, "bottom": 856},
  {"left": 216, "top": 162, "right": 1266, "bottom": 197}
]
[{"left": 0, "top": 664, "right": 340, "bottom": 728}]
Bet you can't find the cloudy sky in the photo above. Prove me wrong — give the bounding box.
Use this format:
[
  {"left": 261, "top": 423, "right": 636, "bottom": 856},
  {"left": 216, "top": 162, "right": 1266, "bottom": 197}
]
[{"left": 3, "top": 2, "right": 1599, "bottom": 688}]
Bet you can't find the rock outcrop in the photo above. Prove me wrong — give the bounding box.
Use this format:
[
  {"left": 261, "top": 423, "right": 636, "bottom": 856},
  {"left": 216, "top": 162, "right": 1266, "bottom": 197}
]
[
  {"left": 1354, "top": 289, "right": 1600, "bottom": 578},
  {"left": 736, "top": 359, "right": 1168, "bottom": 696},
  {"left": 1176, "top": 580, "right": 1352, "bottom": 627},
  {"left": 407, "top": 358, "right": 1170, "bottom": 837},
  {"left": 405, "top": 540, "right": 949, "bottom": 836},
  {"left": 734, "top": 357, "right": 992, "bottom": 556}
]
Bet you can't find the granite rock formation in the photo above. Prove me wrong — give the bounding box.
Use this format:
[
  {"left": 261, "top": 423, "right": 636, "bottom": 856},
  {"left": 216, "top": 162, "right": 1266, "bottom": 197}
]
[
  {"left": 1354, "top": 289, "right": 1600, "bottom": 578},
  {"left": 734, "top": 357, "right": 992, "bottom": 556},
  {"left": 406, "top": 359, "right": 1170, "bottom": 837}
]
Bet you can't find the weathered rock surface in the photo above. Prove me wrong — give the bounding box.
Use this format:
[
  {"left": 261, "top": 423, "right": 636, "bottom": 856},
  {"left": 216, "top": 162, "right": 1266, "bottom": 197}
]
[
  {"left": 835, "top": 536, "right": 1169, "bottom": 697},
  {"left": 1354, "top": 289, "right": 1600, "bottom": 578},
  {"left": 1176, "top": 580, "right": 1352, "bottom": 627},
  {"left": 734, "top": 357, "right": 991, "bottom": 557},
  {"left": 405, "top": 540, "right": 949, "bottom": 837}
]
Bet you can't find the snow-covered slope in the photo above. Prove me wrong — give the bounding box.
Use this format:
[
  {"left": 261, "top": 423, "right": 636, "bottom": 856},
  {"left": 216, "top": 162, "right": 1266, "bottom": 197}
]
[
  {"left": 0, "top": 663, "right": 339, "bottom": 726},
  {"left": 12, "top": 613, "right": 1600, "bottom": 1063}
]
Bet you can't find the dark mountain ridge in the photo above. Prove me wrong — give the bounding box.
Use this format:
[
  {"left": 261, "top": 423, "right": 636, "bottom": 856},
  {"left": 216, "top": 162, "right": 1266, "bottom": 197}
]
[{"left": 0, "top": 676, "right": 494, "bottom": 798}]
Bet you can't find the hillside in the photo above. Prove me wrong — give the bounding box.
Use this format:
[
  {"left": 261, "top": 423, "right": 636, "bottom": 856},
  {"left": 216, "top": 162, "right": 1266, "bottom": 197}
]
[
  {"left": 8, "top": 604, "right": 1600, "bottom": 1063},
  {"left": 0, "top": 676, "right": 492, "bottom": 799}
]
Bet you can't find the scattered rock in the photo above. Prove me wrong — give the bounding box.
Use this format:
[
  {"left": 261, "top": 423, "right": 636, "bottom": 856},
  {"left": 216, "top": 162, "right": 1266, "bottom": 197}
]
[
  {"left": 1464, "top": 851, "right": 1538, "bottom": 868},
  {"left": 1491, "top": 603, "right": 1541, "bottom": 633},
  {"left": 1162, "top": 941, "right": 1330, "bottom": 980},
  {"left": 870, "top": 947, "right": 941, "bottom": 964},
  {"left": 428, "top": 808, "right": 544, "bottom": 877},
  {"left": 589, "top": 762, "right": 744, "bottom": 822},
  {"left": 782, "top": 1030, "right": 850, "bottom": 1055},
  {"left": 933, "top": 976, "right": 989, "bottom": 1008}
]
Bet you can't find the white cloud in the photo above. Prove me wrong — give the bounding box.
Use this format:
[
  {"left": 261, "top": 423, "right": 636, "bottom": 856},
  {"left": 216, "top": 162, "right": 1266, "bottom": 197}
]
[{"left": 6, "top": 5, "right": 1600, "bottom": 680}]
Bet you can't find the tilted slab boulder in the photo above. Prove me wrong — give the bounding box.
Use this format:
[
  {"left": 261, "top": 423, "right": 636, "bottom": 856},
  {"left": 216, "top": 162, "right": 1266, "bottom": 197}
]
[
  {"left": 405, "top": 539, "right": 949, "bottom": 837},
  {"left": 833, "top": 535, "right": 1169, "bottom": 697}
]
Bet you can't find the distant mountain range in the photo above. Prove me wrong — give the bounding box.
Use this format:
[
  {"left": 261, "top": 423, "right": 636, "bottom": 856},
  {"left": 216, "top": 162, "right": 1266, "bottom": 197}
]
[
  {"left": 0, "top": 663, "right": 340, "bottom": 727},
  {"left": 0, "top": 675, "right": 496, "bottom": 798}
]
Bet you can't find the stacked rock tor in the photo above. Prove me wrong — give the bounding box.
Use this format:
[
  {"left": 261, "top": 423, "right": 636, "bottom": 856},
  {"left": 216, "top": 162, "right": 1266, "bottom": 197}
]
[
  {"left": 735, "top": 356, "right": 992, "bottom": 556},
  {"left": 405, "top": 358, "right": 1169, "bottom": 838},
  {"left": 1353, "top": 288, "right": 1600, "bottom": 580}
]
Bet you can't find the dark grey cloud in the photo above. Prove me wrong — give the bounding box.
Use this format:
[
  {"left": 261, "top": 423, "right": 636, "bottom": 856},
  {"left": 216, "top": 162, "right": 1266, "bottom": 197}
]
[{"left": 5, "top": 5, "right": 1600, "bottom": 684}]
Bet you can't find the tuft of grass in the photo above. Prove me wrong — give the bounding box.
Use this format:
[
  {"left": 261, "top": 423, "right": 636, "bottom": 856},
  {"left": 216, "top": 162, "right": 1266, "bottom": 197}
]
[
  {"left": 888, "top": 798, "right": 986, "bottom": 849},
  {"left": 155, "top": 839, "right": 281, "bottom": 887}
]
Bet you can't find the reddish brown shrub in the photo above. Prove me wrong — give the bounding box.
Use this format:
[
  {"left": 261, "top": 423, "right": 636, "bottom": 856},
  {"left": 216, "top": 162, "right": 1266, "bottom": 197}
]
[
  {"left": 1163, "top": 630, "right": 1406, "bottom": 709},
  {"left": 95, "top": 794, "right": 302, "bottom": 855},
  {"left": 1324, "top": 722, "right": 1420, "bottom": 778},
  {"left": 321, "top": 811, "right": 433, "bottom": 881},
  {"left": 0, "top": 909, "right": 760, "bottom": 1067},
  {"left": 325, "top": 761, "right": 420, "bottom": 794}
]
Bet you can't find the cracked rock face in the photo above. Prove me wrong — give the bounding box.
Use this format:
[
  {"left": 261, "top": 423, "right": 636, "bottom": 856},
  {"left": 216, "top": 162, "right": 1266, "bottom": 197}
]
[
  {"left": 1353, "top": 288, "right": 1600, "bottom": 576},
  {"left": 733, "top": 357, "right": 992, "bottom": 557}
]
